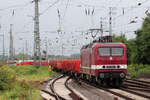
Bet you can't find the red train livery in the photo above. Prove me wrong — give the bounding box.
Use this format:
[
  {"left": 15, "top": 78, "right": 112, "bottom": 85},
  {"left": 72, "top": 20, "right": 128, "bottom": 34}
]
[
  {"left": 13, "top": 36, "right": 127, "bottom": 86},
  {"left": 50, "top": 42, "right": 127, "bottom": 86},
  {"left": 51, "top": 59, "right": 80, "bottom": 75},
  {"left": 80, "top": 43, "right": 127, "bottom": 86}
]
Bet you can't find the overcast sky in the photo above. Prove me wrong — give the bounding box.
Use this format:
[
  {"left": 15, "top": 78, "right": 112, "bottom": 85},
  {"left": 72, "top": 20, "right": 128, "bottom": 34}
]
[{"left": 0, "top": 0, "right": 150, "bottom": 56}]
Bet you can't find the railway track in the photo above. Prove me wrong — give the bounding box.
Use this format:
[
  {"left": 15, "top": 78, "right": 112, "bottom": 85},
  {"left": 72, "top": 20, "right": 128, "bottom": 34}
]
[
  {"left": 40, "top": 75, "right": 83, "bottom": 100},
  {"left": 82, "top": 81, "right": 134, "bottom": 100},
  {"left": 125, "top": 80, "right": 150, "bottom": 87},
  {"left": 119, "top": 87, "right": 150, "bottom": 99},
  {"left": 120, "top": 79, "right": 150, "bottom": 99},
  {"left": 40, "top": 75, "right": 150, "bottom": 100},
  {"left": 127, "top": 78, "right": 150, "bottom": 85},
  {"left": 41, "top": 75, "right": 66, "bottom": 100},
  {"left": 78, "top": 78, "right": 150, "bottom": 100},
  {"left": 65, "top": 77, "right": 83, "bottom": 100},
  {"left": 126, "top": 79, "right": 150, "bottom": 87}
]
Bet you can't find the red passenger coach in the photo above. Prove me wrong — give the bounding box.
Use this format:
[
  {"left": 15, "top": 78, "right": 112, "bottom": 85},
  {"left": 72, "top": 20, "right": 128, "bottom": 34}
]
[{"left": 80, "top": 42, "right": 127, "bottom": 86}]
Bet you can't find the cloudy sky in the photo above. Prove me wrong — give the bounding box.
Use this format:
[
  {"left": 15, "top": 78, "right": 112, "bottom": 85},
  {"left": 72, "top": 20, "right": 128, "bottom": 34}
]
[{"left": 0, "top": 0, "right": 149, "bottom": 56}]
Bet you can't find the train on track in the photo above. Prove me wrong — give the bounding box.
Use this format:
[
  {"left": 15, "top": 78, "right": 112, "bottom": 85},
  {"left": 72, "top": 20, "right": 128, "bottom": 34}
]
[
  {"left": 10, "top": 36, "right": 127, "bottom": 86},
  {"left": 50, "top": 36, "right": 127, "bottom": 86}
]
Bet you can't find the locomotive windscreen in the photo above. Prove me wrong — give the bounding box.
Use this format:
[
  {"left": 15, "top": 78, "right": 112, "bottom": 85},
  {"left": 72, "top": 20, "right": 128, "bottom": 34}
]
[
  {"left": 111, "top": 47, "right": 124, "bottom": 56},
  {"left": 98, "top": 47, "right": 110, "bottom": 56},
  {"left": 98, "top": 47, "right": 124, "bottom": 56}
]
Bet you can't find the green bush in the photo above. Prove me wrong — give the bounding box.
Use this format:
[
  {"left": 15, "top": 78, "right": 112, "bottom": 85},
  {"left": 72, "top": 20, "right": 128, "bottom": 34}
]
[
  {"left": 9, "top": 65, "right": 38, "bottom": 76},
  {"left": 128, "top": 64, "right": 150, "bottom": 78},
  {"left": 0, "top": 81, "right": 41, "bottom": 100},
  {"left": 0, "top": 65, "right": 55, "bottom": 99},
  {"left": 0, "top": 68, "right": 16, "bottom": 90},
  {"left": 1, "top": 65, "right": 56, "bottom": 82},
  {"left": 0, "top": 66, "right": 42, "bottom": 100}
]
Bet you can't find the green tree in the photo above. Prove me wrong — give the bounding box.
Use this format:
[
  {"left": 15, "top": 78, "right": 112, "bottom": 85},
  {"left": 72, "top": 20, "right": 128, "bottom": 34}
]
[
  {"left": 135, "top": 14, "right": 150, "bottom": 64},
  {"left": 16, "top": 53, "right": 27, "bottom": 61},
  {"left": 112, "top": 34, "right": 137, "bottom": 64},
  {"left": 112, "top": 34, "right": 127, "bottom": 43},
  {"left": 126, "top": 39, "right": 137, "bottom": 64}
]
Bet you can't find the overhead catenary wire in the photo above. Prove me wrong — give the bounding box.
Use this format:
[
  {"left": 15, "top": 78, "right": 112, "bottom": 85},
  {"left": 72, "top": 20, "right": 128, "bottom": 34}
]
[
  {"left": 113, "top": 9, "right": 148, "bottom": 30},
  {"left": 71, "top": 0, "right": 150, "bottom": 21},
  {"left": 62, "top": 0, "right": 70, "bottom": 21},
  {"left": 110, "top": 0, "right": 150, "bottom": 37},
  {"left": 40, "top": 0, "right": 61, "bottom": 16},
  {"left": 114, "top": 0, "right": 150, "bottom": 20},
  {"left": 0, "top": 1, "right": 32, "bottom": 11},
  {"left": 2, "top": 0, "right": 149, "bottom": 56},
  {"left": 70, "top": 0, "right": 146, "bottom": 36}
]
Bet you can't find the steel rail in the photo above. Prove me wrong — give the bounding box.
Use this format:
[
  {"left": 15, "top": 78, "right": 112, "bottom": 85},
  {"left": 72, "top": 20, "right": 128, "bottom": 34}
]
[
  {"left": 124, "top": 83, "right": 150, "bottom": 89},
  {"left": 125, "top": 80, "right": 150, "bottom": 87},
  {"left": 50, "top": 75, "right": 66, "bottom": 100},
  {"left": 65, "top": 77, "right": 83, "bottom": 100},
  {"left": 122, "top": 86, "right": 150, "bottom": 93},
  {"left": 120, "top": 87, "right": 150, "bottom": 99},
  {"left": 127, "top": 78, "right": 150, "bottom": 84},
  {"left": 40, "top": 75, "right": 66, "bottom": 100},
  {"left": 81, "top": 80, "right": 134, "bottom": 100}
]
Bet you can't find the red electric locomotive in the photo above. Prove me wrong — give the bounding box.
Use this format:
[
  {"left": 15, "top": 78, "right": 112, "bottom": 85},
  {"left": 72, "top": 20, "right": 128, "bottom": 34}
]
[
  {"left": 50, "top": 36, "right": 127, "bottom": 86},
  {"left": 80, "top": 36, "right": 127, "bottom": 86}
]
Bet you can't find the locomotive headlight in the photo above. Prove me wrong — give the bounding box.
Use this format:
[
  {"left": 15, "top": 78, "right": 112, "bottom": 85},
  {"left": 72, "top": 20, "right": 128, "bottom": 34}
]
[
  {"left": 91, "top": 65, "right": 103, "bottom": 69},
  {"left": 97, "top": 65, "right": 103, "bottom": 69},
  {"left": 120, "top": 65, "right": 127, "bottom": 69}
]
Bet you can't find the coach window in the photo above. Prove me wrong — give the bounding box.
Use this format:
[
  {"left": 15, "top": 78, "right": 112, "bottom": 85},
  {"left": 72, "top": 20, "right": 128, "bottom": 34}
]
[{"left": 98, "top": 47, "right": 110, "bottom": 56}]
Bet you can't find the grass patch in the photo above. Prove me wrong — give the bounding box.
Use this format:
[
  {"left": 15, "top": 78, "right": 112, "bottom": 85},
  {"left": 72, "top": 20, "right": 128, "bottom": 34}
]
[
  {"left": 2, "top": 65, "right": 56, "bottom": 81},
  {"left": 0, "top": 81, "right": 41, "bottom": 100},
  {"left": 0, "top": 65, "right": 56, "bottom": 100},
  {"left": 128, "top": 64, "right": 150, "bottom": 78}
]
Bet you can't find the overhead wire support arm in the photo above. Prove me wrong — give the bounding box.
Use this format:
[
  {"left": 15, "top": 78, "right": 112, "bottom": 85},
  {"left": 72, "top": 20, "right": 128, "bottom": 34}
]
[{"left": 0, "top": 1, "right": 32, "bottom": 11}]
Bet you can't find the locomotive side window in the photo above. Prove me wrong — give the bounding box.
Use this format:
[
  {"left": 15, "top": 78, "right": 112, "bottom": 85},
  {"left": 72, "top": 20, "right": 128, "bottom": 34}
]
[
  {"left": 112, "top": 47, "right": 124, "bottom": 56},
  {"left": 98, "top": 47, "right": 110, "bottom": 56}
]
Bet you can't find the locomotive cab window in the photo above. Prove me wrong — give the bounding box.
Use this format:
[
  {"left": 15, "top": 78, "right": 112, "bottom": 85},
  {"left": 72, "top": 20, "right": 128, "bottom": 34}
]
[
  {"left": 98, "top": 47, "right": 124, "bottom": 56},
  {"left": 98, "top": 47, "right": 110, "bottom": 56},
  {"left": 112, "top": 47, "right": 124, "bottom": 56}
]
